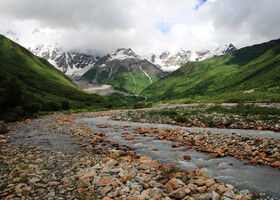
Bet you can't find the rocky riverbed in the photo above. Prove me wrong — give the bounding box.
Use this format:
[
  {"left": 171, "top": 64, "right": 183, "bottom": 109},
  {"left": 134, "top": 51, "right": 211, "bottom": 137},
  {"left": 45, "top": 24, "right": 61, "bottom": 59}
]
[
  {"left": 0, "top": 111, "right": 276, "bottom": 199},
  {"left": 113, "top": 105, "right": 280, "bottom": 132}
]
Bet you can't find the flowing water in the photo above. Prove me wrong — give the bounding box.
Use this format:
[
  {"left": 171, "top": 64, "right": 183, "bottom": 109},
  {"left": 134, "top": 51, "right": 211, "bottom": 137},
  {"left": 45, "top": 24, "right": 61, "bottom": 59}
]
[{"left": 76, "top": 116, "right": 280, "bottom": 198}]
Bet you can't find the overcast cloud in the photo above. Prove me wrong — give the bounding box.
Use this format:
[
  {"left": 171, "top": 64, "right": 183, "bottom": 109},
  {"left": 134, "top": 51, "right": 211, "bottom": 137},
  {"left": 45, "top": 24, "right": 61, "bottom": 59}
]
[{"left": 0, "top": 0, "right": 279, "bottom": 55}]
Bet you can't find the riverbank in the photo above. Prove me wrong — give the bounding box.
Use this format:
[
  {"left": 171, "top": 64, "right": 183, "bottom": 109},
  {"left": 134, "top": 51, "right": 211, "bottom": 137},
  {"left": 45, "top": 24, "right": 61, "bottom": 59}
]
[{"left": 112, "top": 104, "right": 280, "bottom": 132}]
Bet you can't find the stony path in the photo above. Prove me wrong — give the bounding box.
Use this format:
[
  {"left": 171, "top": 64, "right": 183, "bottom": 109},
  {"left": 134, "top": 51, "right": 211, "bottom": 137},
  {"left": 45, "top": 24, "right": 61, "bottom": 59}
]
[{"left": 0, "top": 112, "right": 263, "bottom": 200}]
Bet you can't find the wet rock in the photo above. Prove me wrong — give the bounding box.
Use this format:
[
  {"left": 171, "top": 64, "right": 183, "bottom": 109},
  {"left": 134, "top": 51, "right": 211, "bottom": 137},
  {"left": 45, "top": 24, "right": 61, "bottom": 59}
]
[
  {"left": 125, "top": 136, "right": 135, "bottom": 140},
  {"left": 183, "top": 155, "right": 191, "bottom": 161},
  {"left": 209, "top": 153, "right": 219, "bottom": 158}
]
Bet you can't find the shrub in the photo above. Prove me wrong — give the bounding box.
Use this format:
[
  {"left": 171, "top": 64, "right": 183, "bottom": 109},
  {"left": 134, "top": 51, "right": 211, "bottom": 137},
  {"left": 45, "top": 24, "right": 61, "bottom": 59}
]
[{"left": 61, "top": 100, "right": 70, "bottom": 110}]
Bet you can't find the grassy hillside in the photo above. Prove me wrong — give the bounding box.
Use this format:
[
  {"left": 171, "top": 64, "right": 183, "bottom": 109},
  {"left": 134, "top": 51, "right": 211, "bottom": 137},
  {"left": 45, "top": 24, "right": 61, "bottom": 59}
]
[
  {"left": 0, "top": 34, "right": 132, "bottom": 121},
  {"left": 141, "top": 39, "right": 280, "bottom": 103}
]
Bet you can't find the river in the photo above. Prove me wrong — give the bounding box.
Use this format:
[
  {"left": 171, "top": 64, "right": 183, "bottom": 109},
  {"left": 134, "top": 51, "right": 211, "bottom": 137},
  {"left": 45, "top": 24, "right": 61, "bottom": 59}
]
[{"left": 76, "top": 116, "right": 280, "bottom": 199}]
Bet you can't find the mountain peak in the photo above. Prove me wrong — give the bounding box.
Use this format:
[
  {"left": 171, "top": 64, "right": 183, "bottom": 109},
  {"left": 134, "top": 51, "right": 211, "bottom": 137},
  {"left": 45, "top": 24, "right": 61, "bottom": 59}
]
[
  {"left": 109, "top": 48, "right": 140, "bottom": 61},
  {"left": 223, "top": 43, "right": 237, "bottom": 54}
]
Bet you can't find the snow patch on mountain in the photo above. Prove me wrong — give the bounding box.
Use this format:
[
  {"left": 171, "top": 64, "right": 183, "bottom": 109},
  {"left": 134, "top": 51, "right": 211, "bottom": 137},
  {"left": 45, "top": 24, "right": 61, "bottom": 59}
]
[
  {"left": 31, "top": 44, "right": 97, "bottom": 79},
  {"left": 147, "top": 44, "right": 237, "bottom": 72},
  {"left": 139, "top": 66, "right": 153, "bottom": 84},
  {"left": 109, "top": 48, "right": 141, "bottom": 61}
]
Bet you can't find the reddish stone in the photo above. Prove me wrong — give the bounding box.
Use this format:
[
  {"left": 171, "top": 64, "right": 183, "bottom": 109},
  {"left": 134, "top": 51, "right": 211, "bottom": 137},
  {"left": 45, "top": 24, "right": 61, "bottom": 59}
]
[
  {"left": 271, "top": 161, "right": 280, "bottom": 167},
  {"left": 183, "top": 155, "right": 191, "bottom": 161},
  {"left": 166, "top": 178, "right": 180, "bottom": 190},
  {"left": 125, "top": 136, "right": 135, "bottom": 140},
  {"left": 120, "top": 175, "right": 132, "bottom": 184},
  {"left": 210, "top": 153, "right": 219, "bottom": 158},
  {"left": 100, "top": 176, "right": 114, "bottom": 186}
]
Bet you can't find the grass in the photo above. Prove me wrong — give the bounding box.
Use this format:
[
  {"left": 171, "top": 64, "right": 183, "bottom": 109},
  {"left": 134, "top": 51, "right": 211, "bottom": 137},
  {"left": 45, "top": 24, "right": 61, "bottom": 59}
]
[{"left": 141, "top": 38, "right": 280, "bottom": 103}]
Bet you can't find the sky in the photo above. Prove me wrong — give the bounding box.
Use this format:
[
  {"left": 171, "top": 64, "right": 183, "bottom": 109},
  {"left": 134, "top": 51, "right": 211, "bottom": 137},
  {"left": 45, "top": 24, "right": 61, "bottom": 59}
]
[{"left": 0, "top": 0, "right": 279, "bottom": 56}]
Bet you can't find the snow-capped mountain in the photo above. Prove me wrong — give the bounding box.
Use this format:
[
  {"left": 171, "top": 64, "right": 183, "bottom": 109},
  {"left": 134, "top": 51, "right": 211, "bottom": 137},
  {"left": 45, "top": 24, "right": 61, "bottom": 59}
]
[
  {"left": 31, "top": 44, "right": 97, "bottom": 79},
  {"left": 83, "top": 48, "right": 165, "bottom": 93},
  {"left": 147, "top": 44, "right": 237, "bottom": 72}
]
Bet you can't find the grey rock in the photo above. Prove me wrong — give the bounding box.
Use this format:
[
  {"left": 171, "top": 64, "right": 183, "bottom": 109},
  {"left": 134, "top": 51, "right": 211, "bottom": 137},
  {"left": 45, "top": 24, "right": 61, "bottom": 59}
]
[
  {"left": 223, "top": 190, "right": 235, "bottom": 199},
  {"left": 150, "top": 187, "right": 164, "bottom": 198},
  {"left": 131, "top": 183, "right": 143, "bottom": 192},
  {"left": 149, "top": 181, "right": 163, "bottom": 188}
]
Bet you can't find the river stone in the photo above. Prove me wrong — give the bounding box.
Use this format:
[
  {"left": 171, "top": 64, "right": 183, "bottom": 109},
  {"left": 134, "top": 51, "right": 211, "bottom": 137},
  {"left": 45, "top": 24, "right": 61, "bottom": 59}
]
[
  {"left": 120, "top": 186, "right": 130, "bottom": 194},
  {"left": 183, "top": 155, "right": 191, "bottom": 161},
  {"left": 167, "top": 178, "right": 180, "bottom": 190},
  {"left": 135, "top": 175, "right": 144, "bottom": 182},
  {"left": 100, "top": 185, "right": 111, "bottom": 195},
  {"left": 197, "top": 192, "right": 212, "bottom": 200},
  {"left": 212, "top": 191, "right": 219, "bottom": 200},
  {"left": 223, "top": 190, "right": 235, "bottom": 199},
  {"left": 150, "top": 187, "right": 164, "bottom": 198},
  {"left": 244, "top": 145, "right": 252, "bottom": 154},
  {"left": 271, "top": 161, "right": 280, "bottom": 167},
  {"left": 105, "top": 159, "right": 118, "bottom": 167},
  {"left": 129, "top": 168, "right": 138, "bottom": 178},
  {"left": 169, "top": 188, "right": 190, "bottom": 199},
  {"left": 99, "top": 176, "right": 114, "bottom": 186},
  {"left": 131, "top": 183, "right": 143, "bottom": 191},
  {"left": 149, "top": 180, "right": 163, "bottom": 188}
]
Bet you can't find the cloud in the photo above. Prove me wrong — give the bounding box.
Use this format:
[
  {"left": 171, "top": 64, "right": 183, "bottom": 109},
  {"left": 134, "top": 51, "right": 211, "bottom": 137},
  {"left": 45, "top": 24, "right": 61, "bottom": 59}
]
[
  {"left": 198, "top": 0, "right": 280, "bottom": 47},
  {"left": 0, "top": 0, "right": 279, "bottom": 55}
]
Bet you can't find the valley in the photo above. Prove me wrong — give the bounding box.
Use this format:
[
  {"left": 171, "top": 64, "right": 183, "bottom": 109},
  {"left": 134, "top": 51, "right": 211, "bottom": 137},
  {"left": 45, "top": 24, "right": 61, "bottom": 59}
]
[{"left": 1, "top": 25, "right": 280, "bottom": 200}]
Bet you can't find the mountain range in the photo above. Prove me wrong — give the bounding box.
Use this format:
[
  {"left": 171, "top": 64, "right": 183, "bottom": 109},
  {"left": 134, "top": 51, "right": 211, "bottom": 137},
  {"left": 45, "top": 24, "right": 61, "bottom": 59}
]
[
  {"left": 29, "top": 42, "right": 236, "bottom": 93},
  {"left": 145, "top": 44, "right": 237, "bottom": 72},
  {"left": 30, "top": 44, "right": 97, "bottom": 80}
]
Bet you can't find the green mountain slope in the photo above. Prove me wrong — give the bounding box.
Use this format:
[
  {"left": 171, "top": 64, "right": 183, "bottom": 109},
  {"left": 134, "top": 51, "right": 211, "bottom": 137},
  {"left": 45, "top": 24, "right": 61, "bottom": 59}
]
[
  {"left": 0, "top": 34, "right": 107, "bottom": 121},
  {"left": 141, "top": 39, "right": 280, "bottom": 103},
  {"left": 83, "top": 49, "right": 165, "bottom": 93}
]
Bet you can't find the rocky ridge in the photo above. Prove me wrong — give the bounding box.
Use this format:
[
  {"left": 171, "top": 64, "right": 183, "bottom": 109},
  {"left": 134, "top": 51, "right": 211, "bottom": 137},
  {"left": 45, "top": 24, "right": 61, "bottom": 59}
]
[{"left": 31, "top": 44, "right": 97, "bottom": 79}]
